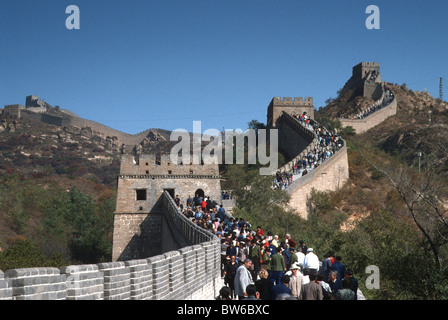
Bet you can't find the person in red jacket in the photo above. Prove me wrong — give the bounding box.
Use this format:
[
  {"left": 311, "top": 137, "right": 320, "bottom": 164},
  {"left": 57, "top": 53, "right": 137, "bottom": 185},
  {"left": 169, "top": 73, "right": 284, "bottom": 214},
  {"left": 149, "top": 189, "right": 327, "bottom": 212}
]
[
  {"left": 285, "top": 233, "right": 296, "bottom": 248},
  {"left": 201, "top": 198, "right": 207, "bottom": 211},
  {"left": 256, "top": 226, "right": 264, "bottom": 237}
]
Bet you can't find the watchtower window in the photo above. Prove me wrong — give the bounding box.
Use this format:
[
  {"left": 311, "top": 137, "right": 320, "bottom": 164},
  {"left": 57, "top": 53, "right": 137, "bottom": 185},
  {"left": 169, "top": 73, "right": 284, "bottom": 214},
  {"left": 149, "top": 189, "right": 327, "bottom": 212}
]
[
  {"left": 168, "top": 170, "right": 172, "bottom": 175},
  {"left": 136, "top": 189, "right": 147, "bottom": 201}
]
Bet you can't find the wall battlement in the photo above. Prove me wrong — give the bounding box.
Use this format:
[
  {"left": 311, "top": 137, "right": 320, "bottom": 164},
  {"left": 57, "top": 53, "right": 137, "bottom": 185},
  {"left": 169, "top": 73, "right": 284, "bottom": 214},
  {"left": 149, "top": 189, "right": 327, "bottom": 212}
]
[
  {"left": 272, "top": 97, "right": 314, "bottom": 105},
  {"left": 268, "top": 96, "right": 315, "bottom": 128},
  {"left": 119, "top": 154, "right": 220, "bottom": 177}
]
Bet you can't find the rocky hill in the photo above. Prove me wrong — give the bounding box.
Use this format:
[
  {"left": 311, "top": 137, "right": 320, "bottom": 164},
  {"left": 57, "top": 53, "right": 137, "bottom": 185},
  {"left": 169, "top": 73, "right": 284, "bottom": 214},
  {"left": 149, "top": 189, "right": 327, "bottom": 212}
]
[
  {"left": 318, "top": 81, "right": 448, "bottom": 177},
  {"left": 0, "top": 116, "right": 174, "bottom": 186}
]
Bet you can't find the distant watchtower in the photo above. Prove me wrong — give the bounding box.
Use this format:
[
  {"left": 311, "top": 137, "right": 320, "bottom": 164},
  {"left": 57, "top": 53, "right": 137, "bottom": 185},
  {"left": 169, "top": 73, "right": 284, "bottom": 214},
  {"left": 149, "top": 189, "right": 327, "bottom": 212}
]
[
  {"left": 350, "top": 62, "right": 382, "bottom": 100},
  {"left": 267, "top": 97, "right": 314, "bottom": 128},
  {"left": 25, "top": 95, "right": 50, "bottom": 108}
]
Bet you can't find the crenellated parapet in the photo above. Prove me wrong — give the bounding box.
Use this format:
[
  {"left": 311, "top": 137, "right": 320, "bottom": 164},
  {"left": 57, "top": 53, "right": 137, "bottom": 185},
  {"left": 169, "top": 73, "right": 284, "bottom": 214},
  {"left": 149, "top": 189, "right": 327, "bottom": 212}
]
[
  {"left": 0, "top": 192, "right": 220, "bottom": 300},
  {"left": 267, "top": 96, "right": 314, "bottom": 128}
]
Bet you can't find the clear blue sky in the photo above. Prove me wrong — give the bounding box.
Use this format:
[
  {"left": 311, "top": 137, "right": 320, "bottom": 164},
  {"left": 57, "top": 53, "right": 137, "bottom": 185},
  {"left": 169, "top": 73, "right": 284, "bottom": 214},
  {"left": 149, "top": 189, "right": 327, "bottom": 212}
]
[{"left": 1, "top": 0, "right": 447, "bottom": 134}]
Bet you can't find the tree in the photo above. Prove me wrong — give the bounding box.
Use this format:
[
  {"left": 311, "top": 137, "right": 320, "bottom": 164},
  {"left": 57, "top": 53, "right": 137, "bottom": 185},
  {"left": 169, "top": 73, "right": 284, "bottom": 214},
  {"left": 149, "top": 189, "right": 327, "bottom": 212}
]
[
  {"left": 367, "top": 158, "right": 448, "bottom": 272},
  {"left": 223, "top": 163, "right": 300, "bottom": 238},
  {"left": 247, "top": 119, "right": 266, "bottom": 133}
]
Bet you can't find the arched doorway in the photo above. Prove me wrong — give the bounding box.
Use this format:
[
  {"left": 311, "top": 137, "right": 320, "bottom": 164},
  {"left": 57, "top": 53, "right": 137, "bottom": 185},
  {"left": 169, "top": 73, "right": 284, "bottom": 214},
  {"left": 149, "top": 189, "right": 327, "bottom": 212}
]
[{"left": 195, "top": 189, "right": 205, "bottom": 199}]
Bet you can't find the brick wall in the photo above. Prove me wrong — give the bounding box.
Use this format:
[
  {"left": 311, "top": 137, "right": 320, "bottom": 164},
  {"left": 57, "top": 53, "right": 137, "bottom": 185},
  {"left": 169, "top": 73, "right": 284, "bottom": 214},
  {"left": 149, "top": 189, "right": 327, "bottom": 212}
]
[
  {"left": 0, "top": 192, "right": 220, "bottom": 300},
  {"left": 339, "top": 94, "right": 397, "bottom": 134},
  {"left": 275, "top": 111, "right": 349, "bottom": 219}
]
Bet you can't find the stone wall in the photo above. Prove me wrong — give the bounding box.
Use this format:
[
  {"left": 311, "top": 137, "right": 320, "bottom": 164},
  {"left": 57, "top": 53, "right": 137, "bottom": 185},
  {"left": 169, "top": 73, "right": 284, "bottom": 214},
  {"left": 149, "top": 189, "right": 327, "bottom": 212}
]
[
  {"left": 276, "top": 111, "right": 315, "bottom": 160},
  {"left": 339, "top": 93, "right": 397, "bottom": 134},
  {"left": 286, "top": 145, "right": 349, "bottom": 218},
  {"left": 275, "top": 111, "right": 349, "bottom": 219},
  {"left": 113, "top": 154, "right": 222, "bottom": 261},
  {"left": 267, "top": 97, "right": 314, "bottom": 128},
  {"left": 0, "top": 192, "right": 221, "bottom": 300}
]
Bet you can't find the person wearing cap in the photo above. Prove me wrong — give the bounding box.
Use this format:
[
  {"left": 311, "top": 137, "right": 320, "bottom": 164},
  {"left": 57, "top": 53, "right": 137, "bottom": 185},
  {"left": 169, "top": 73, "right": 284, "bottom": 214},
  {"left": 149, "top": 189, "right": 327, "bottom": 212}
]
[
  {"left": 270, "top": 247, "right": 286, "bottom": 285},
  {"left": 288, "top": 262, "right": 304, "bottom": 299},
  {"left": 288, "top": 247, "right": 298, "bottom": 269},
  {"left": 303, "top": 247, "right": 319, "bottom": 275}
]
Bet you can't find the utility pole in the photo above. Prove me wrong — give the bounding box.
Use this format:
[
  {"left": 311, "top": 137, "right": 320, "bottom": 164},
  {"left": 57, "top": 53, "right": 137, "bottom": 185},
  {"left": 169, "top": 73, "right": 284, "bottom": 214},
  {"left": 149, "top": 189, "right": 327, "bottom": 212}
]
[{"left": 439, "top": 77, "right": 443, "bottom": 101}]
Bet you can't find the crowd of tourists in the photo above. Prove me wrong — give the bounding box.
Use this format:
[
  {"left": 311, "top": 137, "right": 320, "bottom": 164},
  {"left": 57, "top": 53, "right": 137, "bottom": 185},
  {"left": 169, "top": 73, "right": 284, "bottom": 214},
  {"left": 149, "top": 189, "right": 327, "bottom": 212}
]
[
  {"left": 175, "top": 194, "right": 232, "bottom": 232},
  {"left": 216, "top": 225, "right": 359, "bottom": 300},
  {"left": 340, "top": 87, "right": 395, "bottom": 120},
  {"left": 173, "top": 193, "right": 359, "bottom": 301},
  {"left": 273, "top": 112, "right": 344, "bottom": 190}
]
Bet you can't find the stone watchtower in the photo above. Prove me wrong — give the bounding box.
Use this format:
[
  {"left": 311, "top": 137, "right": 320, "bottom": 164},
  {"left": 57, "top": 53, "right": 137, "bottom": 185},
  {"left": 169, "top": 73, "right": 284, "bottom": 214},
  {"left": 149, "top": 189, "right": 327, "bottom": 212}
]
[
  {"left": 267, "top": 97, "right": 314, "bottom": 128},
  {"left": 350, "top": 62, "right": 383, "bottom": 100},
  {"left": 112, "top": 153, "right": 222, "bottom": 261}
]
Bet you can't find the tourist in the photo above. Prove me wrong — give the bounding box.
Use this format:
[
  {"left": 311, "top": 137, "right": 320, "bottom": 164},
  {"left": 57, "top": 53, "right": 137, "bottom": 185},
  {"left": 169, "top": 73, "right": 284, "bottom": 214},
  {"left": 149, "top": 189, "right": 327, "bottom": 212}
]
[
  {"left": 234, "top": 259, "right": 254, "bottom": 300},
  {"left": 301, "top": 273, "right": 323, "bottom": 300},
  {"left": 242, "top": 284, "right": 260, "bottom": 300},
  {"left": 216, "top": 286, "right": 232, "bottom": 300},
  {"left": 224, "top": 255, "right": 238, "bottom": 299},
  {"left": 288, "top": 262, "right": 304, "bottom": 299},
  {"left": 269, "top": 247, "right": 286, "bottom": 285},
  {"left": 335, "top": 278, "right": 355, "bottom": 300},
  {"left": 321, "top": 251, "right": 334, "bottom": 282},
  {"left": 271, "top": 274, "right": 292, "bottom": 300},
  {"left": 255, "top": 269, "right": 274, "bottom": 300},
  {"left": 331, "top": 255, "right": 346, "bottom": 282},
  {"left": 303, "top": 248, "right": 319, "bottom": 275},
  {"left": 345, "top": 269, "right": 359, "bottom": 300}
]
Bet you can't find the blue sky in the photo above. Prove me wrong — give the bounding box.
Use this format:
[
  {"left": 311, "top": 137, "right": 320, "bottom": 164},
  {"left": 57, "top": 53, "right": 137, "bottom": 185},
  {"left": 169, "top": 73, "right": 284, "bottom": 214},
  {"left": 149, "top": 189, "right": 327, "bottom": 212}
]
[{"left": 1, "top": 0, "right": 447, "bottom": 134}]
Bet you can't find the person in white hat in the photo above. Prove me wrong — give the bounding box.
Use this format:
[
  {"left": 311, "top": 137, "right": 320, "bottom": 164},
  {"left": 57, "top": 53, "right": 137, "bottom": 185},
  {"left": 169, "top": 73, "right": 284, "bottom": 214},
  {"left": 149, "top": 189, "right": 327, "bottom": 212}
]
[
  {"left": 303, "top": 248, "right": 319, "bottom": 275},
  {"left": 288, "top": 262, "right": 304, "bottom": 299}
]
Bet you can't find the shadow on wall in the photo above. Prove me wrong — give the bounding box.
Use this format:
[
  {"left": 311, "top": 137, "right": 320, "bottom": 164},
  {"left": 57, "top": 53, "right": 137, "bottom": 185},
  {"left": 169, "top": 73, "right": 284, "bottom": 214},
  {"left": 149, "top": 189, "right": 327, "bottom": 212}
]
[
  {"left": 116, "top": 213, "right": 162, "bottom": 261},
  {"left": 116, "top": 193, "right": 191, "bottom": 261}
]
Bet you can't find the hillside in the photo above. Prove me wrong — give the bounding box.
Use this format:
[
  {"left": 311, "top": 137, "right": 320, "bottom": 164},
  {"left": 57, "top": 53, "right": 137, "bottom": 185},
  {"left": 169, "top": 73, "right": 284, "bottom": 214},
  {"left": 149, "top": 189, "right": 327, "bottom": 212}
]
[
  {"left": 0, "top": 117, "right": 175, "bottom": 185},
  {"left": 1, "top": 74, "right": 448, "bottom": 299},
  {"left": 318, "top": 80, "right": 448, "bottom": 176}
]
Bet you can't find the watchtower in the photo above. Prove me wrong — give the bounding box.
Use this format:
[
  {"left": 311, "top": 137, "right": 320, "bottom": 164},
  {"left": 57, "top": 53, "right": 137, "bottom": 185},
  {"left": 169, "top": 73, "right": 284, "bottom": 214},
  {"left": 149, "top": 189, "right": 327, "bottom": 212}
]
[
  {"left": 112, "top": 153, "right": 222, "bottom": 261},
  {"left": 267, "top": 97, "right": 314, "bottom": 128},
  {"left": 351, "top": 62, "right": 382, "bottom": 100}
]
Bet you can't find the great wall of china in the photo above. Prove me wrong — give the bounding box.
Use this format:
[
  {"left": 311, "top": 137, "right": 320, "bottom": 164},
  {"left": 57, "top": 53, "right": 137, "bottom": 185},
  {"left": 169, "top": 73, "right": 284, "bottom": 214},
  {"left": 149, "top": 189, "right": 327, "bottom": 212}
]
[{"left": 0, "top": 62, "right": 397, "bottom": 300}]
